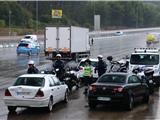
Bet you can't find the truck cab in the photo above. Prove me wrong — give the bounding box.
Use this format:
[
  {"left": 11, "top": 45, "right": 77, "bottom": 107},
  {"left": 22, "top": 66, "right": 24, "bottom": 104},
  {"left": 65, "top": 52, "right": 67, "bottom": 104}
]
[{"left": 129, "top": 48, "right": 160, "bottom": 86}]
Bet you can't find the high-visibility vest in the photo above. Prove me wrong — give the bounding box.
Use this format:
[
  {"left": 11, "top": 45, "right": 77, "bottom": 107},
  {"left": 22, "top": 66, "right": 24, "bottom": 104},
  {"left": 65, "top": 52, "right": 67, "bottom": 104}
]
[{"left": 83, "top": 65, "right": 92, "bottom": 77}]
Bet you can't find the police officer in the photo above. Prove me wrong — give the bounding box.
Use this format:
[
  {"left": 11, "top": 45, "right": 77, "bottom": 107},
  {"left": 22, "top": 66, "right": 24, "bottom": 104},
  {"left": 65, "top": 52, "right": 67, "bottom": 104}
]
[
  {"left": 95, "top": 55, "right": 107, "bottom": 77},
  {"left": 83, "top": 59, "right": 93, "bottom": 95},
  {"left": 27, "top": 60, "right": 39, "bottom": 74},
  {"left": 53, "top": 54, "right": 65, "bottom": 79}
]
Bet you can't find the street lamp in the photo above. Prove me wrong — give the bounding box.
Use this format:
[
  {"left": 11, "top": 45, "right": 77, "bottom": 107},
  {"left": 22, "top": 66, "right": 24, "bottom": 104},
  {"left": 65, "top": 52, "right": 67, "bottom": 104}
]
[
  {"left": 36, "top": 0, "right": 38, "bottom": 34},
  {"left": 9, "top": 10, "right": 12, "bottom": 36}
]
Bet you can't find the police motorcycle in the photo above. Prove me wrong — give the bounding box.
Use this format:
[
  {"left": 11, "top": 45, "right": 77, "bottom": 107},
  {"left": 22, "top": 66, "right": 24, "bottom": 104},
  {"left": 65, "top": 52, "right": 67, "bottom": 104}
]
[
  {"left": 132, "top": 66, "right": 154, "bottom": 94},
  {"left": 63, "top": 67, "right": 80, "bottom": 92},
  {"left": 107, "top": 56, "right": 128, "bottom": 73}
]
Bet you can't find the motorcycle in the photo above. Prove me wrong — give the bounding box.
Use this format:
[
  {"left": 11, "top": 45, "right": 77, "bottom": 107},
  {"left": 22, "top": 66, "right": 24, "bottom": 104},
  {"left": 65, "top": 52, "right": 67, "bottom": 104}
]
[
  {"left": 143, "top": 69, "right": 154, "bottom": 94},
  {"left": 109, "top": 60, "right": 128, "bottom": 73},
  {"left": 63, "top": 68, "right": 79, "bottom": 92},
  {"left": 132, "top": 66, "right": 154, "bottom": 94}
]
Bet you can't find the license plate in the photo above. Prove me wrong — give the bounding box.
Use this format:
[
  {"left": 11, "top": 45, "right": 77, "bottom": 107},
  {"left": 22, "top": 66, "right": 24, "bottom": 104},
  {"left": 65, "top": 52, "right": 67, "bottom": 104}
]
[
  {"left": 16, "top": 92, "right": 30, "bottom": 95},
  {"left": 97, "top": 97, "right": 111, "bottom": 101}
]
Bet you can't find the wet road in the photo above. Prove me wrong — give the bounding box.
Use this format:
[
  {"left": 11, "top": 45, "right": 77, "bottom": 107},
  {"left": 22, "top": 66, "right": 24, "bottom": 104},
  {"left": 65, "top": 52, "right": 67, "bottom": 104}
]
[{"left": 1, "top": 32, "right": 160, "bottom": 120}]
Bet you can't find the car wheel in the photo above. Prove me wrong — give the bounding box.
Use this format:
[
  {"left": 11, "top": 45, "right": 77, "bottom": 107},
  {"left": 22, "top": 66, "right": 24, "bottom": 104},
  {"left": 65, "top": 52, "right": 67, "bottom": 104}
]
[
  {"left": 88, "top": 100, "right": 97, "bottom": 109},
  {"left": 126, "top": 95, "right": 134, "bottom": 111},
  {"left": 143, "top": 89, "right": 150, "bottom": 103},
  {"left": 28, "top": 51, "right": 31, "bottom": 56},
  {"left": 8, "top": 106, "right": 17, "bottom": 113},
  {"left": 63, "top": 91, "right": 69, "bottom": 103},
  {"left": 46, "top": 97, "right": 53, "bottom": 112}
]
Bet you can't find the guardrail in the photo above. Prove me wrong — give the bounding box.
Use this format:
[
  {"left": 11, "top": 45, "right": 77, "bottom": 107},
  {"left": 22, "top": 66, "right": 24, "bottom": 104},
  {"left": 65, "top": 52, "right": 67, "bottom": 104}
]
[{"left": 89, "top": 27, "right": 160, "bottom": 38}]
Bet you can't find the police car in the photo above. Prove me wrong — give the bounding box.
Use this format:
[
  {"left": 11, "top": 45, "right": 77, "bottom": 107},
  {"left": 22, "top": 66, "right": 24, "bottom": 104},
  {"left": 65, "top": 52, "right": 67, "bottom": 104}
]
[{"left": 129, "top": 48, "right": 160, "bottom": 86}]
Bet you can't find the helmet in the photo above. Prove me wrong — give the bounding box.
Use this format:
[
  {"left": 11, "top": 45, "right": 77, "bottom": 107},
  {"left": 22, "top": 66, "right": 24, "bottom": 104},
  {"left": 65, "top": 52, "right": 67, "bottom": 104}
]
[
  {"left": 56, "top": 54, "right": 61, "bottom": 58},
  {"left": 28, "top": 60, "right": 34, "bottom": 65},
  {"left": 85, "top": 59, "right": 91, "bottom": 64},
  {"left": 97, "top": 55, "right": 103, "bottom": 59},
  {"left": 107, "top": 56, "right": 113, "bottom": 61}
]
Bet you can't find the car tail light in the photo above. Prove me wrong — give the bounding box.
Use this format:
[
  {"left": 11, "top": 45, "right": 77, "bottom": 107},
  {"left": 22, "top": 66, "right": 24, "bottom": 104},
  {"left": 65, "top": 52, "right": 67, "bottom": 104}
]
[
  {"left": 25, "top": 45, "right": 29, "bottom": 48},
  {"left": 113, "top": 87, "right": 123, "bottom": 93},
  {"left": 5, "top": 89, "right": 12, "bottom": 96},
  {"left": 35, "top": 89, "right": 44, "bottom": 97},
  {"left": 89, "top": 85, "right": 96, "bottom": 92}
]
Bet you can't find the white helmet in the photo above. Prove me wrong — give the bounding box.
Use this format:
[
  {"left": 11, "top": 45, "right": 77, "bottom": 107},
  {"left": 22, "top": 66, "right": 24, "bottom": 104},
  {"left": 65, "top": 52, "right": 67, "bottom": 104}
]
[
  {"left": 28, "top": 60, "right": 35, "bottom": 65},
  {"left": 97, "top": 55, "right": 103, "bottom": 58},
  {"left": 56, "top": 54, "right": 62, "bottom": 58}
]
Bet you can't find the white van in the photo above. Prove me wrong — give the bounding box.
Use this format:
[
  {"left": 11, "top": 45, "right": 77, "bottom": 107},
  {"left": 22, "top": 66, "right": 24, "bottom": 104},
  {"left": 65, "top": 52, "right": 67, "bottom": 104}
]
[{"left": 129, "top": 48, "right": 160, "bottom": 86}]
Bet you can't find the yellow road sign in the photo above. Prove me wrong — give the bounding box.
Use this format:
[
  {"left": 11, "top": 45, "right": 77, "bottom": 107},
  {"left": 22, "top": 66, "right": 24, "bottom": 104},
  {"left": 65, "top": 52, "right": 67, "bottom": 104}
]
[{"left": 51, "top": 9, "right": 62, "bottom": 18}]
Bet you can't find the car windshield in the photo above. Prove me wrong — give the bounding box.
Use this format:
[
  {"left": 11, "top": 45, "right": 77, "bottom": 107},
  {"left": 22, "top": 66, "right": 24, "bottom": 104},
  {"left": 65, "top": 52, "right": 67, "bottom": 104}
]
[
  {"left": 98, "top": 74, "right": 126, "bottom": 84},
  {"left": 14, "top": 77, "right": 45, "bottom": 87},
  {"left": 79, "top": 61, "right": 97, "bottom": 67},
  {"left": 130, "top": 54, "right": 159, "bottom": 65}
]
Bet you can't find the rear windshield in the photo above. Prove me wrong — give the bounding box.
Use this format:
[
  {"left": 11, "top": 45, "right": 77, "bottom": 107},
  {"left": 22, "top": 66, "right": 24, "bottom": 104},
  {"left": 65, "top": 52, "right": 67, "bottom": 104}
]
[
  {"left": 18, "top": 43, "right": 28, "bottom": 47},
  {"left": 24, "top": 36, "right": 31, "bottom": 39},
  {"left": 98, "top": 74, "right": 126, "bottom": 84},
  {"left": 79, "top": 61, "right": 97, "bottom": 67},
  {"left": 14, "top": 77, "right": 45, "bottom": 87}
]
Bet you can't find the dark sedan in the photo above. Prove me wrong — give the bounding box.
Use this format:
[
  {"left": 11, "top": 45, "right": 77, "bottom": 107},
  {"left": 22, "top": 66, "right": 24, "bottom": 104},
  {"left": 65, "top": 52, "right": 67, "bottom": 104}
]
[{"left": 88, "top": 72, "right": 149, "bottom": 110}]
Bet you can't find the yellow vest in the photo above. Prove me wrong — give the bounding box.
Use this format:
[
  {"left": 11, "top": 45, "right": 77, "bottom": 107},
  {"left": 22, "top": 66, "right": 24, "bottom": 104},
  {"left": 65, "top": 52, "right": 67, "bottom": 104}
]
[{"left": 83, "top": 65, "right": 92, "bottom": 77}]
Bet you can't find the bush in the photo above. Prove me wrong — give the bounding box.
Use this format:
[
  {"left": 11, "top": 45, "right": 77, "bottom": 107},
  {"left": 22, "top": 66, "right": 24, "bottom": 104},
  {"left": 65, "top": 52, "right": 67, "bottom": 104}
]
[{"left": 0, "top": 19, "right": 5, "bottom": 27}]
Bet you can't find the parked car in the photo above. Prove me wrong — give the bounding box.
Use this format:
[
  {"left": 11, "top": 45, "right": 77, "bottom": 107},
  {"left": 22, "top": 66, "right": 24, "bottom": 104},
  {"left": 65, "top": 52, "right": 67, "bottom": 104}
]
[
  {"left": 16, "top": 41, "right": 40, "bottom": 56},
  {"left": 114, "top": 31, "right": 124, "bottom": 36},
  {"left": 3, "top": 74, "right": 69, "bottom": 112},
  {"left": 88, "top": 72, "right": 149, "bottom": 110},
  {"left": 77, "top": 58, "right": 98, "bottom": 81}
]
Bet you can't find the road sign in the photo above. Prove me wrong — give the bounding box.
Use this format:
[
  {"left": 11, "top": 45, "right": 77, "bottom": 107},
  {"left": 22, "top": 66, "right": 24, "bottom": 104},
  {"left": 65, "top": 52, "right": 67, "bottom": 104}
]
[{"left": 51, "top": 9, "right": 62, "bottom": 18}]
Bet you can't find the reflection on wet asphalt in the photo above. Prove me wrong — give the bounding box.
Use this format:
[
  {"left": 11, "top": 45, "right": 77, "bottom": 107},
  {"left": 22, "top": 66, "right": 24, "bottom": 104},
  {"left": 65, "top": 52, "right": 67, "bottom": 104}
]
[
  {"left": 1, "top": 34, "right": 160, "bottom": 120},
  {"left": 2, "top": 87, "right": 160, "bottom": 120}
]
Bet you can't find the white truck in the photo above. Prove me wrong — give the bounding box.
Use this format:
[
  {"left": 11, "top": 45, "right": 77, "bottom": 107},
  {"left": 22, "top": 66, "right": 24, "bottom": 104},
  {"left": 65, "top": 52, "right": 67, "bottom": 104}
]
[
  {"left": 129, "top": 48, "right": 160, "bottom": 86},
  {"left": 44, "top": 26, "right": 90, "bottom": 60}
]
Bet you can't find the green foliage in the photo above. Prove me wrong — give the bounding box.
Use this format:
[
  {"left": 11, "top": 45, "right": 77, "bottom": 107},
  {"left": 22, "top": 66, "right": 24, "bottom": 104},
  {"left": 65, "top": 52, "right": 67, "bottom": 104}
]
[
  {"left": 0, "top": 1, "right": 160, "bottom": 30},
  {"left": 0, "top": 19, "right": 5, "bottom": 27}
]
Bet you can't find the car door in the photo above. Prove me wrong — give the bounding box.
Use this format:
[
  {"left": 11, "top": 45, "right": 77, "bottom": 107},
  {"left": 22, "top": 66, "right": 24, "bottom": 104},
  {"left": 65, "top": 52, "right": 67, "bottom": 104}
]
[
  {"left": 51, "top": 77, "right": 62, "bottom": 102},
  {"left": 128, "top": 75, "right": 142, "bottom": 100},
  {"left": 48, "top": 76, "right": 59, "bottom": 104}
]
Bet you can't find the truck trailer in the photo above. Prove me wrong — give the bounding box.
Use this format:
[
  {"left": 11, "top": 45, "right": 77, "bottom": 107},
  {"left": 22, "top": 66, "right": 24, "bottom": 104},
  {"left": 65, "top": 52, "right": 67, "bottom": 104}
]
[{"left": 44, "top": 26, "right": 90, "bottom": 61}]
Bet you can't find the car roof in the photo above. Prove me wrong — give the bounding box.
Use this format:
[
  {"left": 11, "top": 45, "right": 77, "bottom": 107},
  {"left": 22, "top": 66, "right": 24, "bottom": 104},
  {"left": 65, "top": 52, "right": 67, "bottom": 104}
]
[
  {"left": 102, "top": 72, "right": 130, "bottom": 76},
  {"left": 80, "top": 58, "right": 98, "bottom": 62},
  {"left": 19, "top": 74, "right": 53, "bottom": 78},
  {"left": 132, "top": 53, "right": 159, "bottom": 55}
]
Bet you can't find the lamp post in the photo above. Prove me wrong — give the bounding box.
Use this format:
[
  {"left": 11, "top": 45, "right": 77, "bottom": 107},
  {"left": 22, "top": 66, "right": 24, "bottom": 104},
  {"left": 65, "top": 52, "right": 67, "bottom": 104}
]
[
  {"left": 36, "top": 0, "right": 38, "bottom": 34},
  {"left": 9, "top": 10, "right": 11, "bottom": 36}
]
